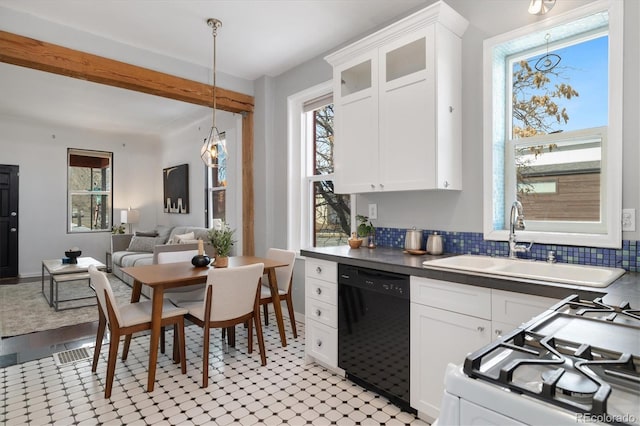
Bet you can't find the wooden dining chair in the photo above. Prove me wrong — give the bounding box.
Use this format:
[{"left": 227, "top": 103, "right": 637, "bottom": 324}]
[
  {"left": 155, "top": 248, "right": 202, "bottom": 356},
  {"left": 88, "top": 265, "right": 188, "bottom": 398},
  {"left": 175, "top": 263, "right": 266, "bottom": 388},
  {"left": 260, "top": 248, "right": 297, "bottom": 338}
]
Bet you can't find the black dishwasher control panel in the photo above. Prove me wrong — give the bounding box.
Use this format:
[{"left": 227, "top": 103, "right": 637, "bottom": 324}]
[{"left": 338, "top": 264, "right": 409, "bottom": 299}]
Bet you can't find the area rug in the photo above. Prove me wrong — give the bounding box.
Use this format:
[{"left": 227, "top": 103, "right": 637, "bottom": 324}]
[{"left": 0, "top": 274, "right": 137, "bottom": 338}]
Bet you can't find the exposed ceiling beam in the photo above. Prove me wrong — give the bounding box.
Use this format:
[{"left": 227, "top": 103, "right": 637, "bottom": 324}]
[
  {"left": 0, "top": 30, "right": 254, "bottom": 114},
  {"left": 0, "top": 29, "right": 257, "bottom": 255}
]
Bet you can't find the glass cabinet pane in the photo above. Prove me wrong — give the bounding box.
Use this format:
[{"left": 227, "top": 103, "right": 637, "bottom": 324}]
[
  {"left": 386, "top": 37, "right": 426, "bottom": 82},
  {"left": 341, "top": 60, "right": 372, "bottom": 97}
]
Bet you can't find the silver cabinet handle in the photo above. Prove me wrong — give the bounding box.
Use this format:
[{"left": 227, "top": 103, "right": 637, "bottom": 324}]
[
  {"left": 443, "top": 181, "right": 450, "bottom": 188},
  {"left": 380, "top": 183, "right": 384, "bottom": 189},
  {"left": 370, "top": 184, "right": 375, "bottom": 189},
  {"left": 10, "top": 228, "right": 17, "bottom": 232},
  {"left": 315, "top": 309, "right": 322, "bottom": 317},
  {"left": 316, "top": 266, "right": 322, "bottom": 274},
  {"left": 495, "top": 329, "right": 502, "bottom": 336},
  {"left": 316, "top": 340, "right": 322, "bottom": 348},
  {"left": 316, "top": 288, "right": 322, "bottom": 295},
  {"left": 11, "top": 211, "right": 17, "bottom": 216},
  {"left": 477, "top": 326, "right": 485, "bottom": 332}
]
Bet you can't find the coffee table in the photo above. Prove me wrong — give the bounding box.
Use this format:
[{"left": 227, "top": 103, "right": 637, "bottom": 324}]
[{"left": 41, "top": 257, "right": 106, "bottom": 311}]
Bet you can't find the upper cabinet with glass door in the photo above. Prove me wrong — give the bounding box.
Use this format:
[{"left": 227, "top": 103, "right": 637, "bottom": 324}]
[{"left": 326, "top": 1, "right": 468, "bottom": 194}]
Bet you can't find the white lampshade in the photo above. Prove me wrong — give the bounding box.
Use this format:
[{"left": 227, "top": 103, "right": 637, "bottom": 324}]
[{"left": 120, "top": 209, "right": 139, "bottom": 224}]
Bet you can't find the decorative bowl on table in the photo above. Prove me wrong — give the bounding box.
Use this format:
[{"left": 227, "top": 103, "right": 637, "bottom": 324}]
[
  {"left": 191, "top": 255, "right": 211, "bottom": 268},
  {"left": 64, "top": 250, "right": 82, "bottom": 264}
]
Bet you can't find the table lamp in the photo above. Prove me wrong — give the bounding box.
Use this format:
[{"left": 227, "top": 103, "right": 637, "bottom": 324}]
[{"left": 120, "top": 208, "right": 140, "bottom": 234}]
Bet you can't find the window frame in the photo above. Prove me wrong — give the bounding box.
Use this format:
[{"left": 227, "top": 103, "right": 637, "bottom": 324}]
[
  {"left": 287, "top": 80, "right": 356, "bottom": 252},
  {"left": 67, "top": 148, "right": 113, "bottom": 234},
  {"left": 482, "top": 0, "right": 623, "bottom": 248},
  {"left": 205, "top": 131, "right": 227, "bottom": 226}
]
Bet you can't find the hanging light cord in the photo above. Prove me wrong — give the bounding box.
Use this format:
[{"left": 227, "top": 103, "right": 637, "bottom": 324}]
[{"left": 207, "top": 18, "right": 222, "bottom": 130}]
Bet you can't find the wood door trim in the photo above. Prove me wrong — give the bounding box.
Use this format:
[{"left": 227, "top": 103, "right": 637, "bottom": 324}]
[{"left": 0, "top": 30, "right": 256, "bottom": 255}]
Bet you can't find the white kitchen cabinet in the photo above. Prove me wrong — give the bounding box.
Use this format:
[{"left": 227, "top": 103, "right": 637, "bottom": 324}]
[
  {"left": 304, "top": 258, "right": 340, "bottom": 371},
  {"left": 491, "top": 290, "right": 557, "bottom": 340},
  {"left": 410, "top": 276, "right": 491, "bottom": 422},
  {"left": 326, "top": 1, "right": 468, "bottom": 193}
]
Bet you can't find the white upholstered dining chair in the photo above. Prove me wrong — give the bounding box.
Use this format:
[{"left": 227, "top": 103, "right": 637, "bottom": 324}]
[
  {"left": 260, "top": 248, "right": 297, "bottom": 338},
  {"left": 155, "top": 248, "right": 203, "bottom": 355},
  {"left": 89, "top": 265, "right": 187, "bottom": 398},
  {"left": 175, "top": 263, "right": 266, "bottom": 388}
]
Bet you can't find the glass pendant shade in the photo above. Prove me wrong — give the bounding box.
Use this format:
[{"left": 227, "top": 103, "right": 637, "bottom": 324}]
[
  {"left": 201, "top": 125, "right": 226, "bottom": 168},
  {"left": 201, "top": 18, "right": 225, "bottom": 168}
]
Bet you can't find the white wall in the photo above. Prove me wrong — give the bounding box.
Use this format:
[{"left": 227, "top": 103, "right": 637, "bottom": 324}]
[{"left": 0, "top": 115, "right": 161, "bottom": 277}]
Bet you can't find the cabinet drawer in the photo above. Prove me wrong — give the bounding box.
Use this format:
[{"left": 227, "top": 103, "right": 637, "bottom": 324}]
[
  {"left": 492, "top": 290, "right": 557, "bottom": 326},
  {"left": 305, "top": 319, "right": 337, "bottom": 367},
  {"left": 305, "top": 259, "right": 337, "bottom": 283},
  {"left": 306, "top": 277, "right": 337, "bottom": 305},
  {"left": 306, "top": 298, "right": 337, "bottom": 328},
  {"left": 410, "top": 276, "right": 491, "bottom": 320}
]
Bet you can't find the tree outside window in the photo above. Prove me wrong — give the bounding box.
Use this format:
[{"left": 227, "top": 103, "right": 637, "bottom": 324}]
[{"left": 309, "top": 104, "right": 351, "bottom": 247}]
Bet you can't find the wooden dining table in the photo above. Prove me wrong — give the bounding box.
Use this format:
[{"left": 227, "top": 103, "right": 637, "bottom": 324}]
[{"left": 121, "top": 255, "right": 289, "bottom": 392}]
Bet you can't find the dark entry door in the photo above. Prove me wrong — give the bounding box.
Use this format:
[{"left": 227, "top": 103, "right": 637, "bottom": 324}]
[{"left": 0, "top": 165, "right": 19, "bottom": 278}]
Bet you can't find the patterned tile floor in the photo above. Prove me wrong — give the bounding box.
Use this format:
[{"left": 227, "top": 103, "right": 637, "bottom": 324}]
[{"left": 0, "top": 316, "right": 429, "bottom": 425}]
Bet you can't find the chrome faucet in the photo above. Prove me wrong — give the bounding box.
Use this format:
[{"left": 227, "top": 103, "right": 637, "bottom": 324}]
[{"left": 509, "top": 201, "right": 532, "bottom": 259}]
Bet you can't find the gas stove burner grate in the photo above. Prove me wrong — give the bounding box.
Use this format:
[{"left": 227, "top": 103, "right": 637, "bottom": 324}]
[{"left": 562, "top": 295, "right": 640, "bottom": 323}]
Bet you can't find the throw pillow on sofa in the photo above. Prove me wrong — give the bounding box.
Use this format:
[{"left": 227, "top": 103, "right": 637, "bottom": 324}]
[
  {"left": 171, "top": 232, "right": 195, "bottom": 244},
  {"left": 135, "top": 230, "right": 159, "bottom": 237},
  {"left": 127, "top": 236, "right": 164, "bottom": 252}
]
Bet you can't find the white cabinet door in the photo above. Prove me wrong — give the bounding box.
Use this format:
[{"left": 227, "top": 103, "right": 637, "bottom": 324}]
[
  {"left": 491, "top": 320, "right": 519, "bottom": 341},
  {"left": 333, "top": 53, "right": 379, "bottom": 194},
  {"left": 379, "top": 28, "right": 437, "bottom": 192},
  {"left": 410, "top": 303, "right": 491, "bottom": 420},
  {"left": 492, "top": 289, "right": 557, "bottom": 326}
]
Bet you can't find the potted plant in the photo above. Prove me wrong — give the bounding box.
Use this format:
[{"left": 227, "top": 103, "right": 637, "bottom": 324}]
[
  {"left": 356, "top": 215, "right": 375, "bottom": 247},
  {"left": 208, "top": 222, "right": 236, "bottom": 267}
]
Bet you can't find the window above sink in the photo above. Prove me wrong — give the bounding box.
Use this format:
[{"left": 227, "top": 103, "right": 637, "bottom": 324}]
[{"left": 483, "top": 0, "right": 623, "bottom": 248}]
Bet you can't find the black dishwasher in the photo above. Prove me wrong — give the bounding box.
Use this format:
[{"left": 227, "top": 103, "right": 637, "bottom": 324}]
[{"left": 338, "top": 264, "right": 413, "bottom": 412}]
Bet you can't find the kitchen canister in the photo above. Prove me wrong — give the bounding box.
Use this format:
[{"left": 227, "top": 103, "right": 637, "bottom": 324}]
[
  {"left": 426, "top": 232, "right": 443, "bottom": 255},
  {"left": 404, "top": 227, "right": 423, "bottom": 251}
]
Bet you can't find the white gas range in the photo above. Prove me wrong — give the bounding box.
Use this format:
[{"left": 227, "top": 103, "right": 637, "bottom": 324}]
[{"left": 438, "top": 295, "right": 640, "bottom": 426}]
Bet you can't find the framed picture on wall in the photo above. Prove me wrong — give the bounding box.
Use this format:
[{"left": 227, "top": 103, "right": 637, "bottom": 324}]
[{"left": 163, "top": 163, "right": 189, "bottom": 214}]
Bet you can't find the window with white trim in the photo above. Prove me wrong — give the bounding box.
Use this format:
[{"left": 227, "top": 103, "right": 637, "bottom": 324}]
[
  {"left": 206, "top": 132, "right": 227, "bottom": 225},
  {"left": 287, "top": 81, "right": 354, "bottom": 251},
  {"left": 483, "top": 0, "right": 622, "bottom": 248},
  {"left": 305, "top": 97, "right": 351, "bottom": 247},
  {"left": 67, "top": 148, "right": 112, "bottom": 233}
]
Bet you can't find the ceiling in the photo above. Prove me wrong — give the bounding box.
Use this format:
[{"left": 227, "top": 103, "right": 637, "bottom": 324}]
[{"left": 0, "top": 0, "right": 431, "bottom": 136}]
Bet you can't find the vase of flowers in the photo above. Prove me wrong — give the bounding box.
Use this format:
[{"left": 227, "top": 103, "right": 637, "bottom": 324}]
[{"left": 208, "top": 222, "right": 236, "bottom": 267}]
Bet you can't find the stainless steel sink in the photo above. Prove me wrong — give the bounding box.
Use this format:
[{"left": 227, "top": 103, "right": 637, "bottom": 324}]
[{"left": 422, "top": 255, "right": 625, "bottom": 287}]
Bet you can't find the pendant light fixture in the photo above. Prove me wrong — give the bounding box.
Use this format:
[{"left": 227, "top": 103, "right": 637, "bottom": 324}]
[
  {"left": 201, "top": 18, "right": 226, "bottom": 168},
  {"left": 528, "top": 0, "right": 556, "bottom": 15}
]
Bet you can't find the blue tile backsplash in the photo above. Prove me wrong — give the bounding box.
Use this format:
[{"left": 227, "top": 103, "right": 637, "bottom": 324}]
[{"left": 374, "top": 227, "right": 639, "bottom": 272}]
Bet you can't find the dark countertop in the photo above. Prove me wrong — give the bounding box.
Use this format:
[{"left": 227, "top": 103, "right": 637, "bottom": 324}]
[{"left": 301, "top": 246, "right": 640, "bottom": 306}]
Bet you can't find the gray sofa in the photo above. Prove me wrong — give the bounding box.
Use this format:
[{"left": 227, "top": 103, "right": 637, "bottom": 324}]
[{"left": 111, "top": 226, "right": 215, "bottom": 289}]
